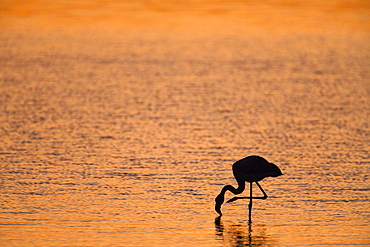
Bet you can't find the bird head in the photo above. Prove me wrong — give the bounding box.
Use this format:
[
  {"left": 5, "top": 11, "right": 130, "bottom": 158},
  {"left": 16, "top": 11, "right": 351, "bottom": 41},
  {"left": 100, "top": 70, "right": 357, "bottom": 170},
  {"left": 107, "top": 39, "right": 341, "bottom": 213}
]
[{"left": 215, "top": 193, "right": 224, "bottom": 216}]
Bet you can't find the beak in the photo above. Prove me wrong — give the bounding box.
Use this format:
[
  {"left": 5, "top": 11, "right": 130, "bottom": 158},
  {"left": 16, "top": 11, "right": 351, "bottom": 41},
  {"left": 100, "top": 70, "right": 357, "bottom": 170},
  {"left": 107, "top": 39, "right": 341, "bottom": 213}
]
[
  {"left": 215, "top": 193, "right": 224, "bottom": 216},
  {"left": 215, "top": 202, "right": 222, "bottom": 216}
]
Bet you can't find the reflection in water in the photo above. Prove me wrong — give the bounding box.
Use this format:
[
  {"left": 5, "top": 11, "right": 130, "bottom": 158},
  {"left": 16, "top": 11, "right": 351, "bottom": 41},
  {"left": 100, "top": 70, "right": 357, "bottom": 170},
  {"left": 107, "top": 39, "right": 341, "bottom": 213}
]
[{"left": 215, "top": 217, "right": 274, "bottom": 247}]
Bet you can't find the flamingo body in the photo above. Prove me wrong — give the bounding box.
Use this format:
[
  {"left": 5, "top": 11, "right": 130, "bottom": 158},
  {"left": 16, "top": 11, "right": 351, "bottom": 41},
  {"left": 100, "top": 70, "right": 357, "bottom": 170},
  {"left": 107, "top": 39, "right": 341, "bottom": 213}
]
[{"left": 232, "top": 156, "right": 282, "bottom": 182}]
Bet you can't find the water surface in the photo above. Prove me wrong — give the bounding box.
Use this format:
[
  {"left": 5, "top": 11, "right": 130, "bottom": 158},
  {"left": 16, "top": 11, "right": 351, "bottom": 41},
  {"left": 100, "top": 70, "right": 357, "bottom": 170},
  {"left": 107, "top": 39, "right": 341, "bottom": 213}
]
[{"left": 0, "top": 1, "right": 369, "bottom": 246}]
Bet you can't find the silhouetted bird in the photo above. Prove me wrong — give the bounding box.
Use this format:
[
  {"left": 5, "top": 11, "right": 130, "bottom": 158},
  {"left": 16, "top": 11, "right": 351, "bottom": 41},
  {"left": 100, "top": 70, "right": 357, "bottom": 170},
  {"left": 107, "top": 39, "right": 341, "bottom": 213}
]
[{"left": 215, "top": 155, "right": 283, "bottom": 221}]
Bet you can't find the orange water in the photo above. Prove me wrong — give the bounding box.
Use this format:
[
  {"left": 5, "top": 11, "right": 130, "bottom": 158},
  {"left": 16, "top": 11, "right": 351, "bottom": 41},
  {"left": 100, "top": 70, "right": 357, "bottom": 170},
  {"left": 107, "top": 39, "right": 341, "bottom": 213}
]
[{"left": 0, "top": 1, "right": 369, "bottom": 246}]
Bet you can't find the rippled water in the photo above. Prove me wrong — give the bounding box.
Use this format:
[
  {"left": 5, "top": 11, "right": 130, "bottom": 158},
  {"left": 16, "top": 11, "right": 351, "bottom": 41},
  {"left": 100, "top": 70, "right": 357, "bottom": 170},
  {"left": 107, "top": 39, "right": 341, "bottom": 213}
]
[{"left": 1, "top": 1, "right": 369, "bottom": 246}]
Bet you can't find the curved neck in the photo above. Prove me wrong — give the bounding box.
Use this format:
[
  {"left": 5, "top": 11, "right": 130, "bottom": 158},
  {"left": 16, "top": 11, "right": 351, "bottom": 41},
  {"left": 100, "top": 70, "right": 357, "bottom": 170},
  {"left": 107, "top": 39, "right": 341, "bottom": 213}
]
[{"left": 221, "top": 180, "right": 245, "bottom": 195}]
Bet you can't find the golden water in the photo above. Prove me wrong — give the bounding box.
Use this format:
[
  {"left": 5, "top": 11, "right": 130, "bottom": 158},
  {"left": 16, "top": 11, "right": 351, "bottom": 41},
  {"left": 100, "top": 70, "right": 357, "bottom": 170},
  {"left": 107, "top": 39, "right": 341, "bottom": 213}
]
[{"left": 0, "top": 1, "right": 369, "bottom": 246}]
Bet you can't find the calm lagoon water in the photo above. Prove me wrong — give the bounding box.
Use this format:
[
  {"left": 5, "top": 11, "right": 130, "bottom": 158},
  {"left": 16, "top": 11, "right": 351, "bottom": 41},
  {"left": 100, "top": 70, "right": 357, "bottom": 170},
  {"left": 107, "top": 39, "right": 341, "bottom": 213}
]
[{"left": 0, "top": 1, "right": 369, "bottom": 246}]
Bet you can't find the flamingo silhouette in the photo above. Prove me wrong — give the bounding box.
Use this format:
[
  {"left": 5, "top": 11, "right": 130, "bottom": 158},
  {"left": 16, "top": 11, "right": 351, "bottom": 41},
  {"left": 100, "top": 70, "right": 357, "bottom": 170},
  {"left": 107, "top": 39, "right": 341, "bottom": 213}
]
[{"left": 215, "top": 155, "right": 283, "bottom": 222}]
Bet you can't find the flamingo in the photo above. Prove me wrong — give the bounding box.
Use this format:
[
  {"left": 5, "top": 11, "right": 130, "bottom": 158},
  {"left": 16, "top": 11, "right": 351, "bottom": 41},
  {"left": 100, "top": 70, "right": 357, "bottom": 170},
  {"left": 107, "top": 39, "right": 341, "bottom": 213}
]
[{"left": 215, "top": 155, "right": 283, "bottom": 222}]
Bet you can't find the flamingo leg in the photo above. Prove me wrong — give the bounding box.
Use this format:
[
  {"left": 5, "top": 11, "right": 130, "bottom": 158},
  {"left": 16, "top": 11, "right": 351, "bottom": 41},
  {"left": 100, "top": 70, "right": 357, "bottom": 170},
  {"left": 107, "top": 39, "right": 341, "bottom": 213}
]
[
  {"left": 248, "top": 182, "right": 252, "bottom": 223},
  {"left": 225, "top": 182, "right": 268, "bottom": 203},
  {"left": 255, "top": 182, "right": 268, "bottom": 198}
]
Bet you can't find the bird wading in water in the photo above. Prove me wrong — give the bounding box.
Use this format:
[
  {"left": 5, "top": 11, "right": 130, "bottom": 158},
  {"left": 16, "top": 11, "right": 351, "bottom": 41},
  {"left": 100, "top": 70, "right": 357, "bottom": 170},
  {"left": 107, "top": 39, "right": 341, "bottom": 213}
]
[{"left": 215, "top": 155, "right": 283, "bottom": 222}]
